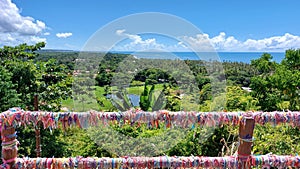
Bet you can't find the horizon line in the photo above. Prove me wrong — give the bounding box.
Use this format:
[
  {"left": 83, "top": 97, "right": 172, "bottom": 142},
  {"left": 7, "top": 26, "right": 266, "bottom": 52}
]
[{"left": 41, "top": 49, "right": 286, "bottom": 53}]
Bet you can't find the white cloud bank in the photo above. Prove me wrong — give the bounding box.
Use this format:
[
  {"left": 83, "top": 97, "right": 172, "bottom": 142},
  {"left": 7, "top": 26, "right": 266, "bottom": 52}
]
[
  {"left": 56, "top": 32, "right": 72, "bottom": 38},
  {"left": 183, "top": 32, "right": 300, "bottom": 52},
  {"left": 115, "top": 29, "right": 165, "bottom": 51},
  {"left": 0, "top": 0, "right": 47, "bottom": 46},
  {"left": 114, "top": 29, "right": 186, "bottom": 51},
  {"left": 114, "top": 30, "right": 300, "bottom": 52}
]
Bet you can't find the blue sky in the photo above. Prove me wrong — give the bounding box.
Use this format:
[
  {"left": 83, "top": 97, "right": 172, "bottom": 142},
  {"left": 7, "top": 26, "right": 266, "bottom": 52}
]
[{"left": 1, "top": 0, "right": 300, "bottom": 52}]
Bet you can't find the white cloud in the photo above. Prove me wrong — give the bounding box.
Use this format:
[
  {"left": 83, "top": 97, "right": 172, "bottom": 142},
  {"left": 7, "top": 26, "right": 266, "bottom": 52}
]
[
  {"left": 0, "top": 0, "right": 47, "bottom": 46},
  {"left": 114, "top": 29, "right": 189, "bottom": 52},
  {"left": 183, "top": 32, "right": 300, "bottom": 52},
  {"left": 56, "top": 32, "right": 72, "bottom": 38},
  {"left": 179, "top": 34, "right": 214, "bottom": 51},
  {"left": 0, "top": 32, "right": 46, "bottom": 46},
  {"left": 43, "top": 32, "right": 50, "bottom": 36},
  {"left": 114, "top": 29, "right": 166, "bottom": 51},
  {"left": 112, "top": 29, "right": 300, "bottom": 52},
  {"left": 116, "top": 29, "right": 126, "bottom": 35}
]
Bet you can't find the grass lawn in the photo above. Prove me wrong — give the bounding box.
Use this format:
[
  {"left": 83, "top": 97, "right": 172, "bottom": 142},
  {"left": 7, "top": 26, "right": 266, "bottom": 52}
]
[
  {"left": 62, "top": 86, "right": 109, "bottom": 111},
  {"left": 61, "top": 83, "right": 198, "bottom": 111},
  {"left": 61, "top": 94, "right": 99, "bottom": 112},
  {"left": 127, "top": 83, "right": 165, "bottom": 95}
]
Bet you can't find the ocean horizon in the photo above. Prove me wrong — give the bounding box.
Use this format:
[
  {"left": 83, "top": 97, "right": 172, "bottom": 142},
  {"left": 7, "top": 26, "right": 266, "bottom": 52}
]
[
  {"left": 112, "top": 51, "right": 285, "bottom": 63},
  {"left": 40, "top": 50, "right": 285, "bottom": 63}
]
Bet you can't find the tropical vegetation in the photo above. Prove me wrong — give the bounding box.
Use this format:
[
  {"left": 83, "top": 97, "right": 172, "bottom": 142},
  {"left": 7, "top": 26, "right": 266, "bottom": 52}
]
[{"left": 0, "top": 43, "right": 299, "bottom": 158}]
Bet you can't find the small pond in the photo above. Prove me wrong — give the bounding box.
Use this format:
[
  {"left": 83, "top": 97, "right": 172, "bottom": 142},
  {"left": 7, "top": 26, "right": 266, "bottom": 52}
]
[{"left": 106, "top": 94, "right": 140, "bottom": 107}]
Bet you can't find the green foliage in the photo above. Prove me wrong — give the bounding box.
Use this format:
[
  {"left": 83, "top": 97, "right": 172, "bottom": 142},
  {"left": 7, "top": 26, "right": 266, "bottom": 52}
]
[
  {"left": 3, "top": 60, "right": 38, "bottom": 110},
  {"left": 110, "top": 90, "right": 132, "bottom": 111},
  {"left": 282, "top": 49, "right": 300, "bottom": 70},
  {"left": 185, "top": 60, "right": 257, "bottom": 88},
  {"left": 17, "top": 126, "right": 68, "bottom": 158},
  {"left": 139, "top": 82, "right": 165, "bottom": 111},
  {"left": 139, "top": 83, "right": 151, "bottom": 111},
  {"left": 2, "top": 44, "right": 300, "bottom": 158},
  {"left": 251, "top": 50, "right": 300, "bottom": 111},
  {"left": 134, "top": 68, "right": 175, "bottom": 85},
  {"left": 162, "top": 84, "right": 181, "bottom": 111},
  {"left": 167, "top": 126, "right": 237, "bottom": 157},
  {"left": 165, "top": 95, "right": 181, "bottom": 111},
  {"left": 72, "top": 77, "right": 97, "bottom": 111},
  {"left": 17, "top": 126, "right": 113, "bottom": 158},
  {"left": 0, "top": 43, "right": 75, "bottom": 158},
  {"left": 1, "top": 44, "right": 72, "bottom": 111},
  {"left": 95, "top": 53, "right": 129, "bottom": 86},
  {"left": 36, "top": 59, "right": 73, "bottom": 111},
  {"left": 226, "top": 86, "right": 259, "bottom": 111},
  {"left": 35, "top": 50, "right": 78, "bottom": 70},
  {"left": 199, "top": 83, "right": 212, "bottom": 105},
  {"left": 199, "top": 85, "right": 259, "bottom": 111},
  {"left": 251, "top": 53, "right": 276, "bottom": 74},
  {"left": 0, "top": 66, "right": 19, "bottom": 112},
  {"left": 253, "top": 124, "right": 300, "bottom": 155},
  {"left": 248, "top": 51, "right": 300, "bottom": 155},
  {"left": 58, "top": 128, "right": 112, "bottom": 157},
  {"left": 0, "top": 42, "right": 45, "bottom": 60}
]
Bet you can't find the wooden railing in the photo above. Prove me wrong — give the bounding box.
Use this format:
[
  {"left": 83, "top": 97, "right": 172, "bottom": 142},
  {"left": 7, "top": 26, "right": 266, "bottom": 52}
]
[{"left": 1, "top": 108, "right": 300, "bottom": 168}]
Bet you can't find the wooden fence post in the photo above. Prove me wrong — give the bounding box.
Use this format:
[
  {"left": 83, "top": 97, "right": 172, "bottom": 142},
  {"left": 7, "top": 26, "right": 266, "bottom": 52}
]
[
  {"left": 34, "top": 94, "right": 41, "bottom": 157},
  {"left": 238, "top": 116, "right": 255, "bottom": 169},
  {"left": 1, "top": 125, "right": 18, "bottom": 168}
]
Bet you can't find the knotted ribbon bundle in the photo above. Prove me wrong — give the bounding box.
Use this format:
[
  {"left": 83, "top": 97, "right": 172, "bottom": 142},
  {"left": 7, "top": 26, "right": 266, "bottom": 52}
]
[
  {"left": 11, "top": 155, "right": 300, "bottom": 169},
  {"left": 1, "top": 108, "right": 300, "bottom": 130}
]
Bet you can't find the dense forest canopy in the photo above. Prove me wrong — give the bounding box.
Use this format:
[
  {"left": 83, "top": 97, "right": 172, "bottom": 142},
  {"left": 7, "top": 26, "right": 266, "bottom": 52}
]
[{"left": 0, "top": 43, "right": 299, "bottom": 158}]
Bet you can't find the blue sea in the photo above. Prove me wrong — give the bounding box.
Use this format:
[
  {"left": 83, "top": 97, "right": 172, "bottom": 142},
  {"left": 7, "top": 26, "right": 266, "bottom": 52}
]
[
  {"left": 175, "top": 52, "right": 285, "bottom": 63},
  {"left": 113, "top": 52, "right": 285, "bottom": 63}
]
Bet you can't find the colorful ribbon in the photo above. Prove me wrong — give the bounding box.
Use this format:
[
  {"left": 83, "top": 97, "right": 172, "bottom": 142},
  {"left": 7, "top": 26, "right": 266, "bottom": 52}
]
[
  {"left": 1, "top": 108, "right": 300, "bottom": 168},
  {"left": 11, "top": 155, "right": 300, "bottom": 169},
  {"left": 1, "top": 108, "right": 300, "bottom": 130}
]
